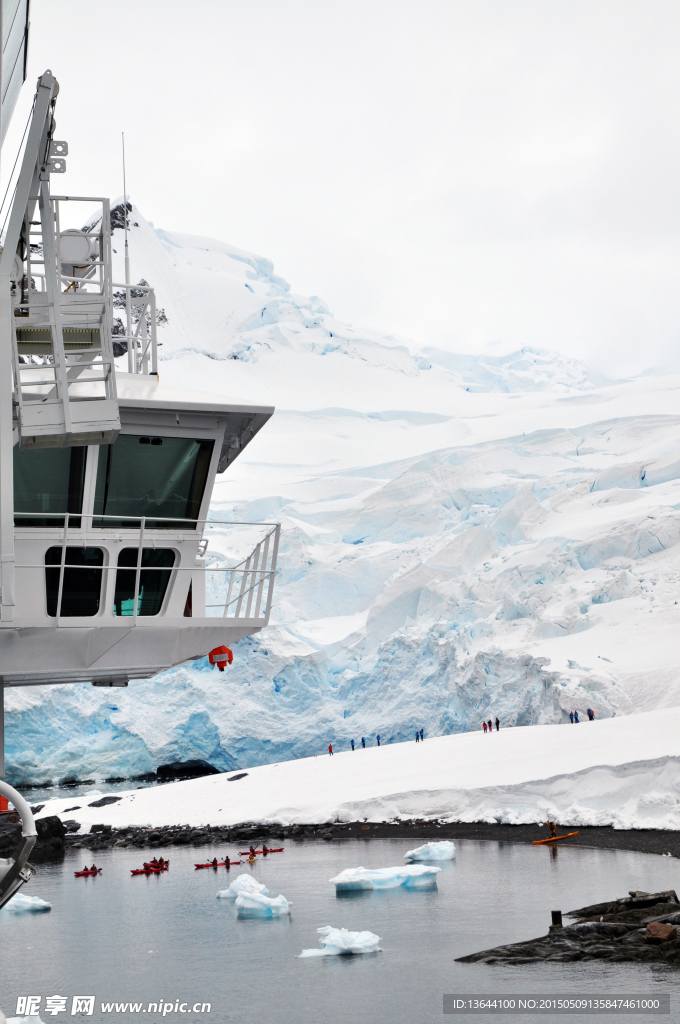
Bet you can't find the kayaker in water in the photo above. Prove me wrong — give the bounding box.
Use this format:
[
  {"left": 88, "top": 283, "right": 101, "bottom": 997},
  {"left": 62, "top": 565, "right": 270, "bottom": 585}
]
[
  {"left": 90, "top": 864, "right": 97, "bottom": 871},
  {"left": 262, "top": 844, "right": 269, "bottom": 855},
  {"left": 211, "top": 857, "right": 218, "bottom": 866},
  {"left": 249, "top": 845, "right": 257, "bottom": 857}
]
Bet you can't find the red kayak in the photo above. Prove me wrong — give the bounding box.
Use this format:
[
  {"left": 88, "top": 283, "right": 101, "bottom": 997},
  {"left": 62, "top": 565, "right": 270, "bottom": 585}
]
[
  {"left": 131, "top": 867, "right": 163, "bottom": 875},
  {"left": 143, "top": 862, "right": 169, "bottom": 871},
  {"left": 74, "top": 869, "right": 101, "bottom": 877},
  {"left": 239, "top": 848, "right": 284, "bottom": 855},
  {"left": 194, "top": 861, "right": 242, "bottom": 869}
]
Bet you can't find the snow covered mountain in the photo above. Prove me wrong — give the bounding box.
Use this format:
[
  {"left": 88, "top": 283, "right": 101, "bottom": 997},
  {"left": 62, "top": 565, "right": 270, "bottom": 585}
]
[{"left": 7, "top": 207, "right": 680, "bottom": 785}]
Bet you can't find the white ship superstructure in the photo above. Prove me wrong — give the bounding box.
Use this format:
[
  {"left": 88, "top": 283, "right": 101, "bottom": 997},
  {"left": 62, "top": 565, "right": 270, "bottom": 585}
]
[{"left": 0, "top": 3, "right": 279, "bottom": 905}]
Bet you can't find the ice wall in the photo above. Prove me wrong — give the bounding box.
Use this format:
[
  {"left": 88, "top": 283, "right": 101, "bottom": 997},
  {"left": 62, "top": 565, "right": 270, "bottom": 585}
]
[{"left": 6, "top": 211, "right": 680, "bottom": 785}]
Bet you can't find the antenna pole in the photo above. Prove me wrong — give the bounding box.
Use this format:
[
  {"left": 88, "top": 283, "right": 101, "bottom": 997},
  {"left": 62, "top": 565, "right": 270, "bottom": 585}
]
[{"left": 122, "top": 132, "right": 133, "bottom": 373}]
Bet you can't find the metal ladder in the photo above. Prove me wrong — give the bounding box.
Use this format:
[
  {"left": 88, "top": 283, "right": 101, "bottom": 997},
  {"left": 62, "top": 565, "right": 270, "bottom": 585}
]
[{"left": 1, "top": 71, "right": 120, "bottom": 449}]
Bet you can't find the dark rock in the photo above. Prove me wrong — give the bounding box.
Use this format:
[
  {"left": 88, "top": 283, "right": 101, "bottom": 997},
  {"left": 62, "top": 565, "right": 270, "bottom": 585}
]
[
  {"left": 36, "top": 815, "right": 67, "bottom": 841},
  {"left": 62, "top": 806, "right": 81, "bottom": 813},
  {"left": 91, "top": 824, "right": 113, "bottom": 834},
  {"left": 30, "top": 804, "right": 45, "bottom": 814},
  {"left": 88, "top": 796, "right": 122, "bottom": 808},
  {"left": 227, "top": 773, "right": 248, "bottom": 782},
  {"left": 457, "top": 892, "right": 680, "bottom": 965},
  {"left": 156, "top": 760, "right": 220, "bottom": 781},
  {"left": 62, "top": 820, "right": 81, "bottom": 833}
]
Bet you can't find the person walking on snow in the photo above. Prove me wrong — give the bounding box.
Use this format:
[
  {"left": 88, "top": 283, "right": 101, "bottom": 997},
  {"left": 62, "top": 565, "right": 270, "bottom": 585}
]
[
  {"left": 569, "top": 712, "right": 574, "bottom": 724},
  {"left": 328, "top": 743, "right": 333, "bottom": 755},
  {"left": 376, "top": 735, "right": 381, "bottom": 746},
  {"left": 351, "top": 739, "right": 355, "bottom": 750},
  {"left": 483, "top": 721, "right": 488, "bottom": 734},
  {"left": 487, "top": 719, "right": 493, "bottom": 733},
  {"left": 420, "top": 728, "right": 424, "bottom": 741},
  {"left": 361, "top": 737, "right": 365, "bottom": 748},
  {"left": 573, "top": 711, "right": 579, "bottom": 723},
  {"left": 495, "top": 718, "right": 500, "bottom": 732},
  {"left": 415, "top": 731, "right": 419, "bottom": 742}
]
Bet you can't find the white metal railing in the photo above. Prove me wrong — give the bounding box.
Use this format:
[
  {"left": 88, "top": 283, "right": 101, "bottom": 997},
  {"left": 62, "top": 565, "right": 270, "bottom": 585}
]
[
  {"left": 11, "top": 193, "right": 119, "bottom": 445},
  {"left": 112, "top": 280, "right": 158, "bottom": 375},
  {"left": 12, "top": 513, "right": 280, "bottom": 624}
]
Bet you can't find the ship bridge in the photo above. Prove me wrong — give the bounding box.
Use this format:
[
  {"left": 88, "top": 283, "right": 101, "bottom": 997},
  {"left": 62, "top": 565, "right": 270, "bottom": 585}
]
[
  {"left": 0, "top": 68, "right": 279, "bottom": 776},
  {"left": 6, "top": 373, "right": 277, "bottom": 687}
]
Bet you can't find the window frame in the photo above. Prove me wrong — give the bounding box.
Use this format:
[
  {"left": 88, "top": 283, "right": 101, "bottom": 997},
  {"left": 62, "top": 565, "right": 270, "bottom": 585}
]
[{"left": 85, "top": 427, "right": 220, "bottom": 531}]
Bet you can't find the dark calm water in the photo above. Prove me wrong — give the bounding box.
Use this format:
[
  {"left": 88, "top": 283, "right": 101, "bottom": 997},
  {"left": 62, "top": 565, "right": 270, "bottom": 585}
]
[{"left": 2, "top": 838, "right": 680, "bottom": 1023}]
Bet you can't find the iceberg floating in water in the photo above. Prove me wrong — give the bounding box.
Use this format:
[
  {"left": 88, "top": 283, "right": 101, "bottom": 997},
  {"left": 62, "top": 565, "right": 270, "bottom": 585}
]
[
  {"left": 216, "top": 873, "right": 270, "bottom": 899},
  {"left": 404, "top": 841, "right": 455, "bottom": 862},
  {"left": 329, "top": 865, "right": 441, "bottom": 891},
  {"left": 0, "top": 893, "right": 51, "bottom": 914},
  {"left": 235, "top": 891, "right": 291, "bottom": 918},
  {"left": 299, "top": 925, "right": 381, "bottom": 957}
]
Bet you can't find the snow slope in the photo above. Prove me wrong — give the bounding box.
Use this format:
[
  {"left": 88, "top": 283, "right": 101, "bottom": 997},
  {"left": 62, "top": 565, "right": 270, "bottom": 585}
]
[
  {"left": 6, "top": 206, "right": 680, "bottom": 785},
  {"left": 35, "top": 708, "right": 680, "bottom": 831}
]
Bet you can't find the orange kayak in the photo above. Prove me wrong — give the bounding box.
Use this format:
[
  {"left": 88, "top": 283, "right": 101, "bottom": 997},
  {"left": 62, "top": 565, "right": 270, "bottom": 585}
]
[{"left": 533, "top": 831, "right": 579, "bottom": 845}]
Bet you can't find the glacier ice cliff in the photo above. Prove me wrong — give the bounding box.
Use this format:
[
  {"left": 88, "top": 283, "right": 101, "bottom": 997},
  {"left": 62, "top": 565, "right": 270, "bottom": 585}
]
[{"left": 6, "top": 209, "right": 680, "bottom": 785}]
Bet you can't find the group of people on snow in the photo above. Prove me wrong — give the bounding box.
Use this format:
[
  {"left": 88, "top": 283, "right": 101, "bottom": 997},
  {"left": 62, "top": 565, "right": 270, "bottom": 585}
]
[
  {"left": 569, "top": 708, "right": 595, "bottom": 723},
  {"left": 482, "top": 718, "right": 500, "bottom": 733},
  {"left": 329, "top": 731, "right": 421, "bottom": 755}
]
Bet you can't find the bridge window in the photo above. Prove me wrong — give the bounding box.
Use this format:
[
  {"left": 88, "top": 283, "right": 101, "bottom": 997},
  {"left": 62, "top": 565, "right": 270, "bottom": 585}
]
[
  {"left": 15, "top": 446, "right": 86, "bottom": 527},
  {"left": 113, "top": 548, "right": 175, "bottom": 616},
  {"left": 45, "top": 547, "right": 104, "bottom": 617},
  {"left": 93, "top": 435, "right": 213, "bottom": 529}
]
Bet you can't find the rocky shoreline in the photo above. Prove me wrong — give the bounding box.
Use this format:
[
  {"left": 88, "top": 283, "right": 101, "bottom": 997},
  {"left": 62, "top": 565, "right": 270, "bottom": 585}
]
[
  {"left": 457, "top": 890, "right": 680, "bottom": 964},
  {"left": 62, "top": 819, "right": 680, "bottom": 857},
  {"left": 5, "top": 814, "right": 680, "bottom": 863}
]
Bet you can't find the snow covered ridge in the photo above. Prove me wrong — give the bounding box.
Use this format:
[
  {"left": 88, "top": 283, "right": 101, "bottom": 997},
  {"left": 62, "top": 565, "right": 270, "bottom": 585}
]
[
  {"left": 33, "top": 710, "right": 680, "bottom": 831},
  {"left": 7, "top": 209, "right": 680, "bottom": 784}
]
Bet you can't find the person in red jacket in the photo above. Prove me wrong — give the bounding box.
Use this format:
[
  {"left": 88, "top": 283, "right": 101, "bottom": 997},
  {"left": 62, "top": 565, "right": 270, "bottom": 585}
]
[{"left": 328, "top": 743, "right": 333, "bottom": 755}]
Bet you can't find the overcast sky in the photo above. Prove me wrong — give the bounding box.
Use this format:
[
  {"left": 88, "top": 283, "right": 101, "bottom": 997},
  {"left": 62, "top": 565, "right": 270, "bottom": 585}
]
[{"left": 5, "top": 1, "right": 680, "bottom": 376}]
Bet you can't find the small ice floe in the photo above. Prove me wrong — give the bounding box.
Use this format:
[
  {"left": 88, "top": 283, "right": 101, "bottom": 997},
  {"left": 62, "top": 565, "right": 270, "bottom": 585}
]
[
  {"left": 330, "top": 865, "right": 441, "bottom": 891},
  {"left": 299, "top": 925, "right": 381, "bottom": 957},
  {"left": 235, "top": 891, "right": 292, "bottom": 918},
  {"left": 0, "top": 893, "right": 51, "bottom": 914},
  {"left": 404, "top": 841, "right": 455, "bottom": 862},
  {"left": 216, "top": 874, "right": 270, "bottom": 899}
]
